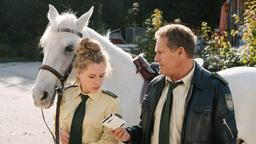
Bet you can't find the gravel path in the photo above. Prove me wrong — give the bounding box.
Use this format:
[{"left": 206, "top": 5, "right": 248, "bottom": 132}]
[{"left": 0, "top": 62, "right": 56, "bottom": 144}]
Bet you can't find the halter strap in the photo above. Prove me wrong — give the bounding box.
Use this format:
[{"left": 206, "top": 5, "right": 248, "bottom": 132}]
[
  {"left": 40, "top": 65, "right": 64, "bottom": 82},
  {"left": 57, "top": 28, "right": 83, "bottom": 38},
  {"left": 40, "top": 63, "right": 72, "bottom": 85}
]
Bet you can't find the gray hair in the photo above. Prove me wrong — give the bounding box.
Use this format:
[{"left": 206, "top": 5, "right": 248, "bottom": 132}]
[{"left": 155, "top": 24, "right": 196, "bottom": 58}]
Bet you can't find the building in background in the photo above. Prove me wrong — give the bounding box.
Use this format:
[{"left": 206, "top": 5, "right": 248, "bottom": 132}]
[
  {"left": 108, "top": 27, "right": 146, "bottom": 54},
  {"left": 219, "top": 0, "right": 245, "bottom": 47}
]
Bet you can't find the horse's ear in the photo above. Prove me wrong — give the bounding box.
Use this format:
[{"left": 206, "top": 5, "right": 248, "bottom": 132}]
[
  {"left": 76, "top": 6, "right": 94, "bottom": 30},
  {"left": 48, "top": 4, "right": 59, "bottom": 24}
]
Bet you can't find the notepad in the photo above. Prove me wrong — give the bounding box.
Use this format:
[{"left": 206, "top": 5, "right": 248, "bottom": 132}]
[{"left": 102, "top": 113, "right": 125, "bottom": 129}]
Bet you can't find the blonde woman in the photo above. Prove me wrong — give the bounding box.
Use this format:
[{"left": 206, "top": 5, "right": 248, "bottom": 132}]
[{"left": 59, "top": 38, "right": 120, "bottom": 144}]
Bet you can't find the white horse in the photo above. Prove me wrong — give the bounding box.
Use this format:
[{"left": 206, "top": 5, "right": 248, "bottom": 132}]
[
  {"left": 32, "top": 5, "right": 144, "bottom": 126},
  {"left": 218, "top": 67, "right": 256, "bottom": 143},
  {"left": 32, "top": 4, "right": 256, "bottom": 143}
]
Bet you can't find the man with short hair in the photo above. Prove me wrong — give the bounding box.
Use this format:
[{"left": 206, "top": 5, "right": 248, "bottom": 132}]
[{"left": 113, "top": 24, "right": 237, "bottom": 144}]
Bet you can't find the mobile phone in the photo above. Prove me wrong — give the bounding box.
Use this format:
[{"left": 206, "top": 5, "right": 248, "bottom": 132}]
[{"left": 102, "top": 113, "right": 125, "bottom": 129}]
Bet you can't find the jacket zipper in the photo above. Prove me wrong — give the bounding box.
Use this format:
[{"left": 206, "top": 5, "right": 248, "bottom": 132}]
[
  {"left": 222, "top": 118, "right": 234, "bottom": 138},
  {"left": 181, "top": 84, "right": 194, "bottom": 144}
]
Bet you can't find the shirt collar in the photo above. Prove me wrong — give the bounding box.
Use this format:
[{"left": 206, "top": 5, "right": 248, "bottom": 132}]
[
  {"left": 75, "top": 84, "right": 100, "bottom": 101},
  {"left": 166, "top": 62, "right": 195, "bottom": 89}
]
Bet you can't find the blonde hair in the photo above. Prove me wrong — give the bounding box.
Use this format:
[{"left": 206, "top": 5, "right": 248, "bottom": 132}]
[{"left": 74, "top": 38, "right": 111, "bottom": 74}]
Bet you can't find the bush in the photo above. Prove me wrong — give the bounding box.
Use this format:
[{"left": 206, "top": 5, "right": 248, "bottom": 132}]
[
  {"left": 138, "top": 9, "right": 164, "bottom": 62},
  {"left": 0, "top": 43, "right": 13, "bottom": 57},
  {"left": 199, "top": 22, "right": 243, "bottom": 71},
  {"left": 138, "top": 1, "right": 256, "bottom": 69},
  {"left": 240, "top": 0, "right": 256, "bottom": 66}
]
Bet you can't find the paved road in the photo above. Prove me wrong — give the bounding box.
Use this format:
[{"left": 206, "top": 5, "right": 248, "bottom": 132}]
[{"left": 0, "top": 62, "right": 55, "bottom": 144}]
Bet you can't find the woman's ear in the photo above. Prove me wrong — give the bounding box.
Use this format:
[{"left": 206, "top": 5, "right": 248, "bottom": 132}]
[{"left": 76, "top": 69, "right": 80, "bottom": 79}]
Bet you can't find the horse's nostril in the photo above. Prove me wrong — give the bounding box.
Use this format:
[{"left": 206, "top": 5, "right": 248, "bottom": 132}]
[{"left": 41, "top": 91, "right": 48, "bottom": 100}]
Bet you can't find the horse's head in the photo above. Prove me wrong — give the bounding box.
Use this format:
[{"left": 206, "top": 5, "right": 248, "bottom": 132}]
[{"left": 32, "top": 4, "right": 94, "bottom": 108}]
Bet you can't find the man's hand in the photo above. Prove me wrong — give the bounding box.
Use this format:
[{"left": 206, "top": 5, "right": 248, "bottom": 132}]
[
  {"left": 112, "top": 127, "right": 131, "bottom": 142},
  {"left": 60, "top": 129, "right": 69, "bottom": 144}
]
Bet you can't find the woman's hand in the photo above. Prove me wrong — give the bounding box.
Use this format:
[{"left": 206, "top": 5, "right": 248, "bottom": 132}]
[
  {"left": 112, "top": 127, "right": 131, "bottom": 142},
  {"left": 60, "top": 129, "right": 69, "bottom": 144}
]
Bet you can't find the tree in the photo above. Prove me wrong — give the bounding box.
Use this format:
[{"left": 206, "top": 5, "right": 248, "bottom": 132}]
[
  {"left": 137, "top": 0, "right": 224, "bottom": 28},
  {"left": 138, "top": 9, "right": 164, "bottom": 62},
  {"left": 240, "top": 0, "right": 256, "bottom": 66},
  {"left": 199, "top": 22, "right": 243, "bottom": 71},
  {"left": 0, "top": 0, "right": 226, "bottom": 61}
]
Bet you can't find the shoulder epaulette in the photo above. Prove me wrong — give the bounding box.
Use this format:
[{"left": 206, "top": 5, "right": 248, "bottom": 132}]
[
  {"left": 211, "top": 72, "right": 229, "bottom": 85},
  {"left": 102, "top": 90, "right": 118, "bottom": 99},
  {"left": 64, "top": 84, "right": 77, "bottom": 90}
]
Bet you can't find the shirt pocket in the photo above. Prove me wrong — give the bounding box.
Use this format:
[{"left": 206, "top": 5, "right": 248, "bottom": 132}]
[
  {"left": 193, "top": 106, "right": 212, "bottom": 114},
  {"left": 59, "top": 109, "right": 73, "bottom": 131},
  {"left": 61, "top": 110, "right": 71, "bottom": 120},
  {"left": 61, "top": 102, "right": 77, "bottom": 120},
  {"left": 85, "top": 114, "right": 103, "bottom": 130}
]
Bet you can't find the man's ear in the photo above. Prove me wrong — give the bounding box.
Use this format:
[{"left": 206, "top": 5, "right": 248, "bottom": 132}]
[{"left": 178, "top": 47, "right": 184, "bottom": 55}]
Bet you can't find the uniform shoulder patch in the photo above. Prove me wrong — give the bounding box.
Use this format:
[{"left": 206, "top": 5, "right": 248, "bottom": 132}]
[
  {"left": 64, "top": 84, "right": 77, "bottom": 90},
  {"left": 102, "top": 90, "right": 118, "bottom": 99},
  {"left": 211, "top": 72, "right": 228, "bottom": 85},
  {"left": 225, "top": 94, "right": 234, "bottom": 111}
]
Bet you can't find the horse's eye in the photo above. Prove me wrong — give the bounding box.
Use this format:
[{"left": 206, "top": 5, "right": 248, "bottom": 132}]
[{"left": 65, "top": 45, "right": 74, "bottom": 52}]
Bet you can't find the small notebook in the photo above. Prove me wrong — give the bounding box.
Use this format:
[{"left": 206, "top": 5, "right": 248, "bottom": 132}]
[{"left": 102, "top": 113, "right": 125, "bottom": 129}]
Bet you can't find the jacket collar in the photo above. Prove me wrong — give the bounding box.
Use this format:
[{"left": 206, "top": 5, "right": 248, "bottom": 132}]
[
  {"left": 191, "top": 62, "right": 209, "bottom": 90},
  {"left": 150, "top": 61, "right": 209, "bottom": 92}
]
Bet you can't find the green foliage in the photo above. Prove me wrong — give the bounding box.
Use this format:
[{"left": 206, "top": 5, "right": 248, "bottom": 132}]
[
  {"left": 240, "top": 0, "right": 256, "bottom": 66},
  {"left": 138, "top": 9, "right": 164, "bottom": 62},
  {"left": 197, "top": 1, "right": 256, "bottom": 71},
  {"left": 199, "top": 22, "right": 243, "bottom": 71},
  {"left": 127, "top": 2, "right": 140, "bottom": 27},
  {"left": 0, "top": 0, "right": 253, "bottom": 63},
  {"left": 0, "top": 0, "right": 44, "bottom": 61},
  {"left": 90, "top": 3, "right": 108, "bottom": 34},
  {"left": 0, "top": 0, "right": 132, "bottom": 62},
  {"left": 138, "top": 0, "right": 222, "bottom": 29}
]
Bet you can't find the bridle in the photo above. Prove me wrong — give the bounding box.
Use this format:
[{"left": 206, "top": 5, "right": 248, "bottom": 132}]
[
  {"left": 39, "top": 27, "right": 82, "bottom": 144},
  {"left": 40, "top": 27, "right": 82, "bottom": 87}
]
